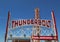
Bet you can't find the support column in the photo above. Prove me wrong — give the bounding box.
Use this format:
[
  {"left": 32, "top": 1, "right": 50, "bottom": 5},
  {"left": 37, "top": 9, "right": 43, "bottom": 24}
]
[
  {"left": 5, "top": 11, "right": 10, "bottom": 42},
  {"left": 51, "top": 10, "right": 58, "bottom": 42},
  {"left": 32, "top": 8, "right": 40, "bottom": 42}
]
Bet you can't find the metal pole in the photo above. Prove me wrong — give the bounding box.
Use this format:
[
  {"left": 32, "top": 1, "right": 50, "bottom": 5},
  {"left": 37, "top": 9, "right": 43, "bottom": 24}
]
[
  {"left": 51, "top": 10, "right": 58, "bottom": 42},
  {"left": 32, "top": 8, "right": 40, "bottom": 42},
  {"left": 5, "top": 11, "right": 10, "bottom": 42}
]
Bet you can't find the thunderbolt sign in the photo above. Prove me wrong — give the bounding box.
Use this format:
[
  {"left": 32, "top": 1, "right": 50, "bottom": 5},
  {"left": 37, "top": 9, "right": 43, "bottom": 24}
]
[{"left": 12, "top": 19, "right": 51, "bottom": 28}]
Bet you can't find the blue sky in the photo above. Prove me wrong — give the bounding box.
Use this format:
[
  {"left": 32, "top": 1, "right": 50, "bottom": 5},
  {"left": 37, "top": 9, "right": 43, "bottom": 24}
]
[{"left": 0, "top": 0, "right": 60, "bottom": 42}]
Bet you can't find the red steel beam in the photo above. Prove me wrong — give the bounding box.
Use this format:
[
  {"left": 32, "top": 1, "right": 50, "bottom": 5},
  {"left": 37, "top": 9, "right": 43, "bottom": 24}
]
[
  {"left": 31, "top": 36, "right": 57, "bottom": 40},
  {"left": 51, "top": 10, "right": 58, "bottom": 40},
  {"left": 5, "top": 11, "right": 10, "bottom": 42}
]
